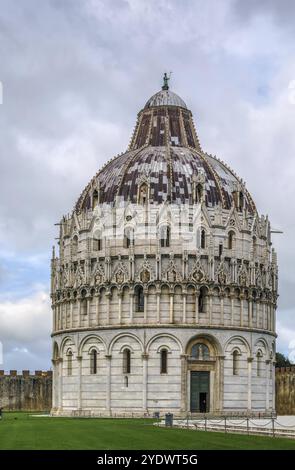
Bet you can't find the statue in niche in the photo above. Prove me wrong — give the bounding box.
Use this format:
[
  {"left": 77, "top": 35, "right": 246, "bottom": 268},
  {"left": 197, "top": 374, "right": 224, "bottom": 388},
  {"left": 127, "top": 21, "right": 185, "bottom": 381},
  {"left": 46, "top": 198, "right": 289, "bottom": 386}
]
[
  {"left": 116, "top": 270, "right": 125, "bottom": 284},
  {"left": 95, "top": 270, "right": 105, "bottom": 285},
  {"left": 140, "top": 269, "right": 150, "bottom": 283},
  {"left": 167, "top": 269, "right": 177, "bottom": 283}
]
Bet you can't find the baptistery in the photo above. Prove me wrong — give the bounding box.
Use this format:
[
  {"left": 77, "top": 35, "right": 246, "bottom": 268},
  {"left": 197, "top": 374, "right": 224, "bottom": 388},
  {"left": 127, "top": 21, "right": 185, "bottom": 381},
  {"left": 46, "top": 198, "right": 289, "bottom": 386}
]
[{"left": 51, "top": 75, "right": 278, "bottom": 416}]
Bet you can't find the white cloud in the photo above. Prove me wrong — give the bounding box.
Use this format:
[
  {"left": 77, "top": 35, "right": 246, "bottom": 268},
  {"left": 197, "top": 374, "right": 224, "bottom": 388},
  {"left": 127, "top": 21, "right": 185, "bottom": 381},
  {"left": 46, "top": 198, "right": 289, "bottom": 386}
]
[{"left": 0, "top": 291, "right": 51, "bottom": 370}]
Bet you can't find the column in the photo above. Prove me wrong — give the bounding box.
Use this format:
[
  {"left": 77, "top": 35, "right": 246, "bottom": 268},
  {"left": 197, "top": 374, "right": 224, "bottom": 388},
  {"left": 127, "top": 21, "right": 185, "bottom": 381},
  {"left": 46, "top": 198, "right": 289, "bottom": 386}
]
[
  {"left": 70, "top": 301, "right": 73, "bottom": 329},
  {"left": 144, "top": 288, "right": 148, "bottom": 323},
  {"left": 230, "top": 293, "right": 235, "bottom": 326},
  {"left": 247, "top": 357, "right": 253, "bottom": 411},
  {"left": 52, "top": 306, "right": 56, "bottom": 332},
  {"left": 195, "top": 291, "right": 199, "bottom": 324},
  {"left": 156, "top": 287, "right": 161, "bottom": 323},
  {"left": 142, "top": 353, "right": 148, "bottom": 412},
  {"left": 265, "top": 359, "right": 270, "bottom": 410},
  {"left": 169, "top": 290, "right": 174, "bottom": 323},
  {"left": 180, "top": 354, "right": 188, "bottom": 412},
  {"left": 216, "top": 355, "right": 225, "bottom": 412},
  {"left": 59, "top": 303, "right": 62, "bottom": 330},
  {"left": 220, "top": 294, "right": 224, "bottom": 326},
  {"left": 129, "top": 291, "right": 134, "bottom": 323},
  {"left": 256, "top": 299, "right": 260, "bottom": 329},
  {"left": 78, "top": 298, "right": 81, "bottom": 328},
  {"left": 63, "top": 303, "right": 66, "bottom": 330},
  {"left": 248, "top": 296, "right": 253, "bottom": 328},
  {"left": 106, "top": 355, "right": 112, "bottom": 415},
  {"left": 58, "top": 358, "right": 63, "bottom": 411},
  {"left": 263, "top": 301, "right": 266, "bottom": 329},
  {"left": 106, "top": 290, "right": 110, "bottom": 324},
  {"left": 96, "top": 295, "right": 99, "bottom": 325},
  {"left": 87, "top": 298, "right": 91, "bottom": 327},
  {"left": 272, "top": 360, "right": 276, "bottom": 410},
  {"left": 240, "top": 294, "right": 244, "bottom": 327},
  {"left": 56, "top": 304, "right": 59, "bottom": 331},
  {"left": 118, "top": 291, "right": 122, "bottom": 324},
  {"left": 182, "top": 291, "right": 187, "bottom": 323},
  {"left": 209, "top": 292, "right": 213, "bottom": 325},
  {"left": 271, "top": 304, "right": 274, "bottom": 332},
  {"left": 51, "top": 359, "right": 57, "bottom": 410},
  {"left": 55, "top": 306, "right": 58, "bottom": 331},
  {"left": 77, "top": 355, "right": 82, "bottom": 411}
]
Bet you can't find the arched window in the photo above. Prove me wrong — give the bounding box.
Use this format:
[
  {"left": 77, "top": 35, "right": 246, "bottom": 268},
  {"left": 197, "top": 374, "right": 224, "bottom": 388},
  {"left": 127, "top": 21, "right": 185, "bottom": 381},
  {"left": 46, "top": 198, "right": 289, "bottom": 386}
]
[
  {"left": 93, "top": 236, "right": 102, "bottom": 251},
  {"left": 160, "top": 225, "right": 170, "bottom": 248},
  {"left": 53, "top": 342, "right": 59, "bottom": 361},
  {"left": 239, "top": 192, "right": 244, "bottom": 212},
  {"left": 191, "top": 343, "right": 210, "bottom": 360},
  {"left": 135, "top": 285, "right": 144, "bottom": 312},
  {"left": 228, "top": 231, "right": 235, "bottom": 250},
  {"left": 123, "top": 348, "right": 131, "bottom": 374},
  {"left": 81, "top": 290, "right": 87, "bottom": 315},
  {"left": 253, "top": 236, "right": 257, "bottom": 257},
  {"left": 198, "top": 287, "right": 206, "bottom": 313},
  {"left": 160, "top": 349, "right": 168, "bottom": 374},
  {"left": 90, "top": 349, "right": 98, "bottom": 375},
  {"left": 219, "top": 243, "right": 223, "bottom": 257},
  {"left": 195, "top": 184, "right": 203, "bottom": 204},
  {"left": 139, "top": 183, "right": 148, "bottom": 205},
  {"left": 124, "top": 228, "right": 134, "bottom": 248},
  {"left": 72, "top": 236, "right": 78, "bottom": 256},
  {"left": 67, "top": 351, "right": 73, "bottom": 376},
  {"left": 92, "top": 190, "right": 98, "bottom": 209},
  {"left": 232, "top": 350, "right": 239, "bottom": 375},
  {"left": 201, "top": 229, "right": 206, "bottom": 249},
  {"left": 257, "top": 351, "right": 262, "bottom": 377}
]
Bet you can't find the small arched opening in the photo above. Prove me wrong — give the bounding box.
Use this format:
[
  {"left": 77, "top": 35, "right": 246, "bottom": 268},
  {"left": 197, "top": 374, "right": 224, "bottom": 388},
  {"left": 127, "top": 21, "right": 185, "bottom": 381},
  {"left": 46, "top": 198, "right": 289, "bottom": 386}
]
[
  {"left": 160, "top": 349, "right": 168, "bottom": 374},
  {"left": 123, "top": 348, "right": 131, "bottom": 374},
  {"left": 135, "top": 285, "right": 144, "bottom": 312},
  {"left": 90, "top": 349, "right": 98, "bottom": 375}
]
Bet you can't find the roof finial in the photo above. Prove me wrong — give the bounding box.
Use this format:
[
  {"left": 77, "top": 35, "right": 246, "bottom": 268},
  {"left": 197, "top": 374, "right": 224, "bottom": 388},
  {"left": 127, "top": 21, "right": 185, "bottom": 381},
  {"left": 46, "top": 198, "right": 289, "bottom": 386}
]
[{"left": 162, "top": 72, "right": 171, "bottom": 90}]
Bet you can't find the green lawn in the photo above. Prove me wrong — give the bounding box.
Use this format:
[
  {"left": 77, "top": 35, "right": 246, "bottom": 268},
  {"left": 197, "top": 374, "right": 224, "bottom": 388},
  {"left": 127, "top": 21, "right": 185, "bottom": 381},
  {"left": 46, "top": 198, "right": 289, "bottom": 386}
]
[{"left": 0, "top": 412, "right": 295, "bottom": 450}]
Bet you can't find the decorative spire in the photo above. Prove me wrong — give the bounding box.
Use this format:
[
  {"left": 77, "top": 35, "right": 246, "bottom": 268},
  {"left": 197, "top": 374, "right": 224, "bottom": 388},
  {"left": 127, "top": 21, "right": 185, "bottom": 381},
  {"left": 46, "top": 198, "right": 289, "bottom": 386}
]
[{"left": 162, "top": 72, "right": 170, "bottom": 90}]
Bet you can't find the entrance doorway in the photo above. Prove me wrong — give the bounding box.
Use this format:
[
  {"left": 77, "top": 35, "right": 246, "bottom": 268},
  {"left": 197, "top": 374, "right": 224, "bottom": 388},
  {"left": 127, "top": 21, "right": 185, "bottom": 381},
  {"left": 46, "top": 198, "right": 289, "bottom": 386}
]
[{"left": 190, "top": 371, "right": 210, "bottom": 413}]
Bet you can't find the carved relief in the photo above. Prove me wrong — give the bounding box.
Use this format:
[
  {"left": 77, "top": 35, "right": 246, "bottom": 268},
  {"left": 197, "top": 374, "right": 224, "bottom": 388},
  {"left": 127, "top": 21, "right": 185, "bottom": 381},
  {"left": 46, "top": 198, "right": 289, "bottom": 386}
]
[
  {"left": 238, "top": 263, "right": 249, "bottom": 287},
  {"left": 112, "top": 261, "right": 128, "bottom": 284},
  {"left": 135, "top": 256, "right": 155, "bottom": 283},
  {"left": 216, "top": 260, "right": 229, "bottom": 285},
  {"left": 92, "top": 262, "right": 105, "bottom": 285},
  {"left": 74, "top": 264, "right": 85, "bottom": 287},
  {"left": 162, "top": 256, "right": 182, "bottom": 283},
  {"left": 189, "top": 257, "right": 207, "bottom": 282}
]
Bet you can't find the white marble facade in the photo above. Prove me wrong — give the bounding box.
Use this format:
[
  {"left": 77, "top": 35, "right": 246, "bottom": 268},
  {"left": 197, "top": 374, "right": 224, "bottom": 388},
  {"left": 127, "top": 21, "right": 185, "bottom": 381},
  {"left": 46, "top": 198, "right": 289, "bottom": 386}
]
[{"left": 51, "top": 81, "right": 277, "bottom": 416}]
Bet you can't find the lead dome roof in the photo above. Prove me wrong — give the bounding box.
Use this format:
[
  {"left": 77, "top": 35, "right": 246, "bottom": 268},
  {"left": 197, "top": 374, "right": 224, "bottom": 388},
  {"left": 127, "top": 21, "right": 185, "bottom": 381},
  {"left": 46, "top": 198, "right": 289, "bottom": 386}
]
[
  {"left": 144, "top": 89, "right": 187, "bottom": 109},
  {"left": 75, "top": 78, "right": 256, "bottom": 214}
]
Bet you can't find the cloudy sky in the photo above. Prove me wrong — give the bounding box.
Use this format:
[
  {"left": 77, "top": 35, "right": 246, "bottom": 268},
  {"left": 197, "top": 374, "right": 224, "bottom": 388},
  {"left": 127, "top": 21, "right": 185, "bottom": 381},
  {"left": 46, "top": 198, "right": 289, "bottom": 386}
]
[{"left": 0, "top": 0, "right": 295, "bottom": 371}]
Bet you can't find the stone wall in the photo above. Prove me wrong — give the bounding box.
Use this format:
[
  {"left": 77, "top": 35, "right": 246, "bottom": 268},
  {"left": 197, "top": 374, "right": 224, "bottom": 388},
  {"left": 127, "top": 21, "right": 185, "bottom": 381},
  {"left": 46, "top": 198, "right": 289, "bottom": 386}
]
[
  {"left": 0, "top": 370, "right": 52, "bottom": 411},
  {"left": 276, "top": 367, "right": 295, "bottom": 415},
  {"left": 52, "top": 328, "right": 275, "bottom": 416}
]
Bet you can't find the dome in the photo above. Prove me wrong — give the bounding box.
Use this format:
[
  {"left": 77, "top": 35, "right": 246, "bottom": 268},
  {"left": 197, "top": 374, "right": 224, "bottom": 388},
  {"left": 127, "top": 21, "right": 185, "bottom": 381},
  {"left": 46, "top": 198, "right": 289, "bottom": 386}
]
[
  {"left": 144, "top": 89, "right": 187, "bottom": 109},
  {"left": 75, "top": 76, "right": 256, "bottom": 214},
  {"left": 76, "top": 147, "right": 255, "bottom": 213}
]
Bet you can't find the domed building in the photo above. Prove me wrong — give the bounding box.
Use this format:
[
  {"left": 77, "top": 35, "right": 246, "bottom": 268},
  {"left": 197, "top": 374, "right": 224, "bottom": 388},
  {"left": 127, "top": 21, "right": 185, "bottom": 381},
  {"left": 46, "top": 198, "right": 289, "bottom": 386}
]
[{"left": 51, "top": 75, "right": 278, "bottom": 417}]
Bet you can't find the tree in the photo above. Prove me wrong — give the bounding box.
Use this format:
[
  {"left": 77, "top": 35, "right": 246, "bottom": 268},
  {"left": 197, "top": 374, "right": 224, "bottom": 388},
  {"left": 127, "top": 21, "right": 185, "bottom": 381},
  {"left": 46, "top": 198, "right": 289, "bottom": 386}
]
[{"left": 276, "top": 352, "right": 292, "bottom": 367}]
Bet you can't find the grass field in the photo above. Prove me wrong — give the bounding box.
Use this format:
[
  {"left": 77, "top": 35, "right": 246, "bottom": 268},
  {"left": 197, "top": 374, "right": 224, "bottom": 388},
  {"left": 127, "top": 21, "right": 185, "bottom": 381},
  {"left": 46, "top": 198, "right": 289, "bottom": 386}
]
[{"left": 0, "top": 412, "right": 295, "bottom": 450}]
